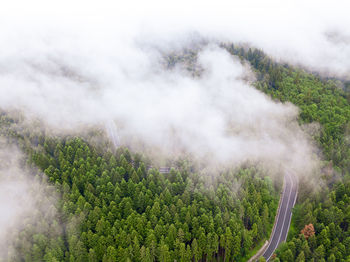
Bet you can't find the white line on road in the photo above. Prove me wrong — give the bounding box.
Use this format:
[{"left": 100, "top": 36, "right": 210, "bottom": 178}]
[{"left": 263, "top": 174, "right": 287, "bottom": 260}]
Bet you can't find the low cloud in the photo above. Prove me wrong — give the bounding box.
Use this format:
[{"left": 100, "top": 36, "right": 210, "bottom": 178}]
[
  {"left": 0, "top": 0, "right": 333, "bottom": 178},
  {"left": 0, "top": 140, "right": 60, "bottom": 259},
  {"left": 2, "top": 0, "right": 349, "bottom": 77},
  {"left": 0, "top": 40, "right": 320, "bottom": 179}
]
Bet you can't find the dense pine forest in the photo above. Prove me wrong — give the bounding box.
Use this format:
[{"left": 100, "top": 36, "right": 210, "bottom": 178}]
[
  {"left": 1, "top": 42, "right": 350, "bottom": 262},
  {"left": 1, "top": 112, "right": 279, "bottom": 261}
]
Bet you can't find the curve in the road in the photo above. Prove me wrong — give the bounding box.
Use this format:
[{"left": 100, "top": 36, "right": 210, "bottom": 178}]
[{"left": 262, "top": 172, "right": 298, "bottom": 261}]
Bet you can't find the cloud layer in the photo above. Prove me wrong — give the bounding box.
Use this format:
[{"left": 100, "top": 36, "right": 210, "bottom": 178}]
[
  {"left": 0, "top": 141, "right": 60, "bottom": 259},
  {"left": 0, "top": 0, "right": 335, "bottom": 177},
  {"left": 1, "top": 0, "right": 349, "bottom": 77},
  {"left": 0, "top": 37, "right": 319, "bottom": 178}
]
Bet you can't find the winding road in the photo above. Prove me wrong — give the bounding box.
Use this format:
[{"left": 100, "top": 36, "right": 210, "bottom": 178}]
[{"left": 261, "top": 172, "right": 298, "bottom": 261}]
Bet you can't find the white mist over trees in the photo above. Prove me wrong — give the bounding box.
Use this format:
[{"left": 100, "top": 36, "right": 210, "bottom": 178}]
[
  {"left": 0, "top": 1, "right": 349, "bottom": 261},
  {"left": 0, "top": 0, "right": 347, "bottom": 178},
  {"left": 0, "top": 38, "right": 319, "bottom": 179},
  {"left": 0, "top": 141, "right": 61, "bottom": 259}
]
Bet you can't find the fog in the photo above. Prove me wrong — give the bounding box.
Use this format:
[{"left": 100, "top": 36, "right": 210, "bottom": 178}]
[
  {"left": 2, "top": 0, "right": 350, "bottom": 77},
  {"left": 0, "top": 141, "right": 60, "bottom": 259},
  {"left": 0, "top": 0, "right": 345, "bottom": 177},
  {"left": 2, "top": 1, "right": 349, "bottom": 258}
]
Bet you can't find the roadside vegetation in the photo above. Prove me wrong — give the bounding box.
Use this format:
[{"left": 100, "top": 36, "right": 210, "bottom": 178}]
[{"left": 225, "top": 44, "right": 350, "bottom": 261}]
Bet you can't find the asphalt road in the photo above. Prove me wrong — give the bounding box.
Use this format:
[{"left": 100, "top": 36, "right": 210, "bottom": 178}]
[{"left": 262, "top": 172, "right": 298, "bottom": 261}]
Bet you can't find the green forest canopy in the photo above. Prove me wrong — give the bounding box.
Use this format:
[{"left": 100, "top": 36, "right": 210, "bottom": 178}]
[{"left": 0, "top": 43, "right": 349, "bottom": 261}]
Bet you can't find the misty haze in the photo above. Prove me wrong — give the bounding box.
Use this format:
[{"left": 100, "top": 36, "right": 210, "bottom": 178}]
[{"left": 0, "top": 0, "right": 349, "bottom": 261}]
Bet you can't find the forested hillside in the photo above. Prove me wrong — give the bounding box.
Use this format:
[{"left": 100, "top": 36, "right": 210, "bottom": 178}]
[
  {"left": 1, "top": 42, "right": 350, "bottom": 262},
  {"left": 224, "top": 44, "right": 350, "bottom": 261},
  {"left": 0, "top": 114, "right": 279, "bottom": 261}
]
